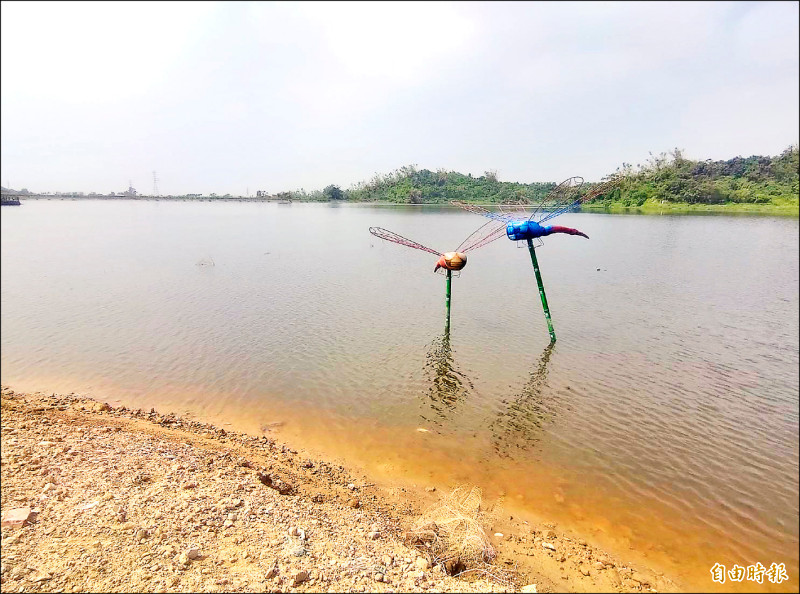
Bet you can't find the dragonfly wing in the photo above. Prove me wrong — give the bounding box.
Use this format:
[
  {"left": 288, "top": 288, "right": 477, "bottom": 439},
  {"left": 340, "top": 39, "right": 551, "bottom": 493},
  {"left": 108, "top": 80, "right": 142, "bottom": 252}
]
[
  {"left": 369, "top": 227, "right": 442, "bottom": 256},
  {"left": 581, "top": 175, "right": 624, "bottom": 203},
  {"left": 538, "top": 175, "right": 622, "bottom": 224},
  {"left": 450, "top": 200, "right": 517, "bottom": 223},
  {"left": 498, "top": 201, "right": 532, "bottom": 216},
  {"left": 529, "top": 176, "right": 584, "bottom": 223},
  {"left": 456, "top": 219, "right": 507, "bottom": 253}
]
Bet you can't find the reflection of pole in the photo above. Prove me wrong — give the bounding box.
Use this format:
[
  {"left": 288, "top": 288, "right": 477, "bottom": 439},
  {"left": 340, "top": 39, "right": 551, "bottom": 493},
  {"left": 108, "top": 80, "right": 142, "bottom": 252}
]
[
  {"left": 527, "top": 238, "right": 556, "bottom": 343},
  {"left": 445, "top": 269, "right": 452, "bottom": 334}
]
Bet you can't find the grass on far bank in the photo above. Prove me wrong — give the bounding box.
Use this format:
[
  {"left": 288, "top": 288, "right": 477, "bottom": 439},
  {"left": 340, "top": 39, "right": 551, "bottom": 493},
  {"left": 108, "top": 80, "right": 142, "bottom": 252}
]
[{"left": 580, "top": 197, "right": 799, "bottom": 215}]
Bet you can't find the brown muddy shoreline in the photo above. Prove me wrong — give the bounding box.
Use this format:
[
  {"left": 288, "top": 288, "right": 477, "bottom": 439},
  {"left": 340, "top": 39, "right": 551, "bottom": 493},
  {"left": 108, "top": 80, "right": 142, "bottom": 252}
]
[{"left": 1, "top": 386, "right": 677, "bottom": 593}]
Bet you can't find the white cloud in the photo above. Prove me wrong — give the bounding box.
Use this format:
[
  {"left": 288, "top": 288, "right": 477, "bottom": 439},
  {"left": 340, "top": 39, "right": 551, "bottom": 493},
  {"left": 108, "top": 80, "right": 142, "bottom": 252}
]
[
  {"left": 299, "top": 2, "right": 475, "bottom": 83},
  {"left": 1, "top": 1, "right": 216, "bottom": 100},
  {"left": 267, "top": 2, "right": 477, "bottom": 124}
]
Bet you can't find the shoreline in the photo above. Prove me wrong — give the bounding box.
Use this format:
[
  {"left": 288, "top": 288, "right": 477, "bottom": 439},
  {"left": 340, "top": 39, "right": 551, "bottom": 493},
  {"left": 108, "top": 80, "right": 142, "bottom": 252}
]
[
  {"left": 11, "top": 196, "right": 798, "bottom": 215},
  {"left": 1, "top": 386, "right": 679, "bottom": 593}
]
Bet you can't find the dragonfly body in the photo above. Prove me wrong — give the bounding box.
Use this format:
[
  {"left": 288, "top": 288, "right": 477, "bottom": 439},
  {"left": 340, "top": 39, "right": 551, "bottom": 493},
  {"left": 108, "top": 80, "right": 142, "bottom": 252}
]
[{"left": 506, "top": 220, "right": 589, "bottom": 241}]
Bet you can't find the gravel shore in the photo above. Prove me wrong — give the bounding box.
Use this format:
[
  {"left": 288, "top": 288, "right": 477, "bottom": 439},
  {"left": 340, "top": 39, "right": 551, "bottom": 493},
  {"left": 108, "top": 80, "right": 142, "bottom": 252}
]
[{"left": 1, "top": 386, "right": 678, "bottom": 593}]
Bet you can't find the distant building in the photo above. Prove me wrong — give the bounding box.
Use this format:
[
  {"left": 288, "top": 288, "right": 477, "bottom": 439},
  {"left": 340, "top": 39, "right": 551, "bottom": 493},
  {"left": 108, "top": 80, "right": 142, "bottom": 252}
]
[{"left": 108, "top": 184, "right": 138, "bottom": 198}]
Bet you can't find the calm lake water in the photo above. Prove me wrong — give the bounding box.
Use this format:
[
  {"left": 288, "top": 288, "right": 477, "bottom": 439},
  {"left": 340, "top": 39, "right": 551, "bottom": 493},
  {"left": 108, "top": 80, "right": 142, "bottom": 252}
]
[{"left": 2, "top": 200, "right": 798, "bottom": 590}]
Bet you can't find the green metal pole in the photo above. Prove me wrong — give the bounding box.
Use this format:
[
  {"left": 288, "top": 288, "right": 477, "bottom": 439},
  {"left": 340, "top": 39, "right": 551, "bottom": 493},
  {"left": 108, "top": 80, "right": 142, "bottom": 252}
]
[
  {"left": 445, "top": 269, "right": 452, "bottom": 334},
  {"left": 527, "top": 238, "right": 556, "bottom": 343}
]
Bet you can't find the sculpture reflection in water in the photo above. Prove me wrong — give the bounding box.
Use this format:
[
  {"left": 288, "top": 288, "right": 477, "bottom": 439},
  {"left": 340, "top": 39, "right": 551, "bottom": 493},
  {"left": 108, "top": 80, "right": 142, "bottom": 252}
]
[
  {"left": 490, "top": 342, "right": 556, "bottom": 458},
  {"left": 421, "top": 327, "right": 474, "bottom": 427}
]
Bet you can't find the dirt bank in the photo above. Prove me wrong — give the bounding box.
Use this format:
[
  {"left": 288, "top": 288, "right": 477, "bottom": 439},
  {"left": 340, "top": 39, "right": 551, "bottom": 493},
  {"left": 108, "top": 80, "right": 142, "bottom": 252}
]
[{"left": 0, "top": 386, "right": 678, "bottom": 593}]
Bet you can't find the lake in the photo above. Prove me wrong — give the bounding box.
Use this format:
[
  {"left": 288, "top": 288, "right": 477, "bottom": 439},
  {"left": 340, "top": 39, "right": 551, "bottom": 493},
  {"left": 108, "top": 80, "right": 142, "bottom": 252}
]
[{"left": 1, "top": 199, "right": 798, "bottom": 591}]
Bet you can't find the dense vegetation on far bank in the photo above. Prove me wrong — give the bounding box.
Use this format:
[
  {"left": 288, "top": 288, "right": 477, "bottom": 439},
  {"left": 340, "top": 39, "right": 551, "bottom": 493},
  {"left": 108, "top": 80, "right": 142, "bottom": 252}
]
[
  {"left": 291, "top": 145, "right": 798, "bottom": 212},
  {"left": 600, "top": 145, "right": 798, "bottom": 210}
]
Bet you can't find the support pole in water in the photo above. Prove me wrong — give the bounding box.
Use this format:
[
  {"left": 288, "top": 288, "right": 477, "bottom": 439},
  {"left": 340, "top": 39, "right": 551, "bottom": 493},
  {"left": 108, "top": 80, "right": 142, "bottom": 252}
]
[
  {"left": 445, "top": 268, "right": 452, "bottom": 334},
  {"left": 527, "top": 238, "right": 556, "bottom": 343}
]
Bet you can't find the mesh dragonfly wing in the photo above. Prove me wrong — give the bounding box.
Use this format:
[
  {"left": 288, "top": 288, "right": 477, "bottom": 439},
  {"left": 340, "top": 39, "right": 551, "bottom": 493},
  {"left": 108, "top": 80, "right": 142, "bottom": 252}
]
[
  {"left": 536, "top": 175, "right": 622, "bottom": 224},
  {"left": 579, "top": 175, "right": 623, "bottom": 204},
  {"left": 369, "top": 227, "right": 442, "bottom": 256},
  {"left": 450, "top": 175, "right": 623, "bottom": 242},
  {"left": 450, "top": 201, "right": 519, "bottom": 224},
  {"left": 455, "top": 219, "right": 507, "bottom": 253},
  {"left": 529, "top": 176, "right": 584, "bottom": 224},
  {"left": 455, "top": 197, "right": 545, "bottom": 252},
  {"left": 498, "top": 201, "right": 531, "bottom": 214}
]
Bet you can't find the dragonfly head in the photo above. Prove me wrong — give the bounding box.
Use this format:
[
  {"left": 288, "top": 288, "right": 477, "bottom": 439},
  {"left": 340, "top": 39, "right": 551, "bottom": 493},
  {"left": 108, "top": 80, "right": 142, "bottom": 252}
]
[{"left": 435, "top": 251, "right": 468, "bottom": 272}]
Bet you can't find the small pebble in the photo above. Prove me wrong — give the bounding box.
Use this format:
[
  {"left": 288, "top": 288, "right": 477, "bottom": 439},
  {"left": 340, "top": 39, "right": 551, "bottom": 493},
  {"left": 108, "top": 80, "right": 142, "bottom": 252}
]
[{"left": 293, "top": 570, "right": 309, "bottom": 586}]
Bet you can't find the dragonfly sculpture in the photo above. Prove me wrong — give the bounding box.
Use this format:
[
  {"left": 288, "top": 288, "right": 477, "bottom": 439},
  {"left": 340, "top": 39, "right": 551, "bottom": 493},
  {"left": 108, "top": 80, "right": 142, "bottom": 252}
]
[
  {"left": 453, "top": 175, "right": 621, "bottom": 343},
  {"left": 369, "top": 220, "right": 504, "bottom": 332}
]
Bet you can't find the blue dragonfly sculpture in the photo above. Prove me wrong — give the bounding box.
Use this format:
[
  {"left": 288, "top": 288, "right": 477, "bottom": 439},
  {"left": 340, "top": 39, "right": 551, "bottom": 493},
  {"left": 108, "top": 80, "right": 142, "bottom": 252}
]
[{"left": 453, "top": 175, "right": 621, "bottom": 342}]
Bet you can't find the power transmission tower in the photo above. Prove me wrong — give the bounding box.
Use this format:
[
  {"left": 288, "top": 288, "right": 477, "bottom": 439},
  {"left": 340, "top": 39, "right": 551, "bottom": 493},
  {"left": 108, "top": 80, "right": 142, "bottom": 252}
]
[{"left": 153, "top": 171, "right": 160, "bottom": 196}]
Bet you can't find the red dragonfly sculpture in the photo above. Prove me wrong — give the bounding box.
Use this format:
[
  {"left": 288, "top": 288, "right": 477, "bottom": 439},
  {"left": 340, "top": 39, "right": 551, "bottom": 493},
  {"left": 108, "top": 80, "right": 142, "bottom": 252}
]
[{"left": 369, "top": 220, "right": 504, "bottom": 331}]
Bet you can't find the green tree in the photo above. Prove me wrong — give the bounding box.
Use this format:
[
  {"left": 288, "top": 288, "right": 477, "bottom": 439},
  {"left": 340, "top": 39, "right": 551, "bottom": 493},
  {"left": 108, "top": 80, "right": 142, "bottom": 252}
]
[{"left": 323, "top": 185, "right": 344, "bottom": 201}]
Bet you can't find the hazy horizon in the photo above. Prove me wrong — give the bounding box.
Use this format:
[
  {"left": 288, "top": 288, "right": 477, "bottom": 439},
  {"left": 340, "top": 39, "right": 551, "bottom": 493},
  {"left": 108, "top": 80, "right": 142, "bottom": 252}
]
[{"left": 2, "top": 1, "right": 798, "bottom": 195}]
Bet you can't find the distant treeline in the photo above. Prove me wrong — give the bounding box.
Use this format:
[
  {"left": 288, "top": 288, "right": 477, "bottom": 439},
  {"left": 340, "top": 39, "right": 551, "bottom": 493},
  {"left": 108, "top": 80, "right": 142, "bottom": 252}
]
[
  {"left": 287, "top": 166, "right": 556, "bottom": 204},
  {"left": 20, "top": 146, "right": 797, "bottom": 208},
  {"left": 286, "top": 145, "right": 798, "bottom": 208}
]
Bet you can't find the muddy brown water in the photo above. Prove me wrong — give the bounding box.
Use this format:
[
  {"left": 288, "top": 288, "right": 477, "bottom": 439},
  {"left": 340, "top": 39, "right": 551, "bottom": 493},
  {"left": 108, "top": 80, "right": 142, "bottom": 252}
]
[{"left": 2, "top": 200, "right": 797, "bottom": 591}]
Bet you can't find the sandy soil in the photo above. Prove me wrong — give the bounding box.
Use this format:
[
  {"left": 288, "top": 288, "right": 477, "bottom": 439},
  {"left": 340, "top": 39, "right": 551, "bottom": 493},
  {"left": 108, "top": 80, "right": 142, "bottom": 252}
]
[{"left": 0, "top": 386, "right": 679, "bottom": 593}]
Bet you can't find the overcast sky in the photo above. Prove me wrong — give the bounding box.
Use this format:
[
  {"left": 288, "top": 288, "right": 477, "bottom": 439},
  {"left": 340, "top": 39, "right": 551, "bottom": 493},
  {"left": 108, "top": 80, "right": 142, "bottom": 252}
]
[{"left": 1, "top": 1, "right": 798, "bottom": 195}]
